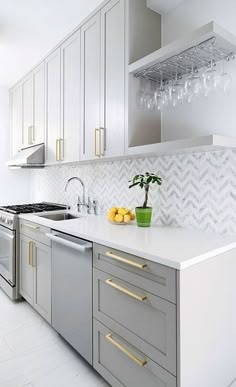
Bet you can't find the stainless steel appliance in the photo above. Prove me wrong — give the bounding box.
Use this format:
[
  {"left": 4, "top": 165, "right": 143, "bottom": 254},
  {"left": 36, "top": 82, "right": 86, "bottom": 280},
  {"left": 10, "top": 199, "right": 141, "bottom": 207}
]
[
  {"left": 0, "top": 202, "right": 68, "bottom": 300},
  {"left": 47, "top": 231, "right": 92, "bottom": 364},
  {"left": 7, "top": 143, "right": 45, "bottom": 168}
]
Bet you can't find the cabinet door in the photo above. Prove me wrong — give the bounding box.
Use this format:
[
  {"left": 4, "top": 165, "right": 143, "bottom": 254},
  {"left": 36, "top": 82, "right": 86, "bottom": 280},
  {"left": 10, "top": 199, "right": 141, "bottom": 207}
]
[
  {"left": 45, "top": 48, "right": 61, "bottom": 164},
  {"left": 33, "top": 241, "right": 51, "bottom": 323},
  {"left": 80, "top": 13, "right": 100, "bottom": 161},
  {"left": 10, "top": 83, "right": 23, "bottom": 156},
  {"left": 22, "top": 74, "right": 33, "bottom": 146},
  {"left": 100, "top": 0, "right": 125, "bottom": 158},
  {"left": 61, "top": 31, "right": 80, "bottom": 163},
  {"left": 33, "top": 62, "right": 45, "bottom": 145},
  {"left": 19, "top": 235, "right": 34, "bottom": 306}
]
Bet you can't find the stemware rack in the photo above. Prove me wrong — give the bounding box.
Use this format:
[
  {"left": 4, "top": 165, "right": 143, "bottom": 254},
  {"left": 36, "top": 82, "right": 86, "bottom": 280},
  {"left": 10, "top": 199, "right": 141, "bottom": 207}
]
[{"left": 129, "top": 21, "right": 236, "bottom": 84}]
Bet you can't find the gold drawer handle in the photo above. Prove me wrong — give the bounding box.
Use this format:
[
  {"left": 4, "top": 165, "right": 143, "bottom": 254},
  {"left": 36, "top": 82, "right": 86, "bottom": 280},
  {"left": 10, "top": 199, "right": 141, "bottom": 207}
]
[
  {"left": 56, "top": 139, "right": 60, "bottom": 161},
  {"left": 24, "top": 223, "right": 40, "bottom": 230},
  {"left": 28, "top": 241, "right": 34, "bottom": 266},
  {"left": 105, "top": 279, "right": 147, "bottom": 302},
  {"left": 94, "top": 128, "right": 100, "bottom": 157},
  {"left": 106, "top": 334, "right": 147, "bottom": 367},
  {"left": 105, "top": 251, "right": 147, "bottom": 269}
]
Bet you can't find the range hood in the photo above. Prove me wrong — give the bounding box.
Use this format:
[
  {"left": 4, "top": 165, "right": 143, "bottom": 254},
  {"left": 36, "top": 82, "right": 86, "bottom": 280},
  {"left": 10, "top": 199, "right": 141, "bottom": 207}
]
[{"left": 7, "top": 143, "right": 45, "bottom": 168}]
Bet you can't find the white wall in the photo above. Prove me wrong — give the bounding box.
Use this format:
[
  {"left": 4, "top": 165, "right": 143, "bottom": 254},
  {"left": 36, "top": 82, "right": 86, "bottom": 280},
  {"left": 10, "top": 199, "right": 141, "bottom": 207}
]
[
  {"left": 162, "top": 0, "right": 236, "bottom": 141},
  {"left": 0, "top": 88, "right": 30, "bottom": 205}
]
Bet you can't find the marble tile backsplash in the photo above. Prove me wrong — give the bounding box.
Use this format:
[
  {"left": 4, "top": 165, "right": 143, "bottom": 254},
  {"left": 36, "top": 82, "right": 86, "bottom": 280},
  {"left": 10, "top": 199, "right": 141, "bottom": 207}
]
[{"left": 30, "top": 149, "right": 236, "bottom": 235}]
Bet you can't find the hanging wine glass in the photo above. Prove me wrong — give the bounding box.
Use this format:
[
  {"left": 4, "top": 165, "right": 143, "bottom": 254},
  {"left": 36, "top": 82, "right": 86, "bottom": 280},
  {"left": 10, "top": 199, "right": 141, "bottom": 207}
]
[
  {"left": 216, "top": 57, "right": 232, "bottom": 93},
  {"left": 169, "top": 61, "right": 185, "bottom": 107},
  {"left": 184, "top": 51, "right": 203, "bottom": 102}
]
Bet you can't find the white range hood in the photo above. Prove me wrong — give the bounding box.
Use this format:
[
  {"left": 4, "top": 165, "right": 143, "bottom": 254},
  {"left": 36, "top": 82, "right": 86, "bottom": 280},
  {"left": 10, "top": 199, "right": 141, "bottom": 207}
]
[{"left": 7, "top": 143, "right": 45, "bottom": 168}]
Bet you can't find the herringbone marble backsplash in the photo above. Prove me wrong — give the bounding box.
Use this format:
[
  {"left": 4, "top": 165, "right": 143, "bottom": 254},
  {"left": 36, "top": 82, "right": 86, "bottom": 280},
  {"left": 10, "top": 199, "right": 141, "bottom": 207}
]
[{"left": 30, "top": 149, "right": 236, "bottom": 235}]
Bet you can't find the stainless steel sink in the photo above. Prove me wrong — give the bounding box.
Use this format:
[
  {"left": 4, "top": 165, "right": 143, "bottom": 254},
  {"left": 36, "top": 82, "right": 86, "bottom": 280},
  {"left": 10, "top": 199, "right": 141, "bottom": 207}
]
[{"left": 38, "top": 213, "right": 82, "bottom": 221}]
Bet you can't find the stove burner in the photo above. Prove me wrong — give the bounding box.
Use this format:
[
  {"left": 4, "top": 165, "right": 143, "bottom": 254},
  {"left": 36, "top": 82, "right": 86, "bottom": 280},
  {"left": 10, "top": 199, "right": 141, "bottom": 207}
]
[{"left": 0, "top": 203, "right": 68, "bottom": 215}]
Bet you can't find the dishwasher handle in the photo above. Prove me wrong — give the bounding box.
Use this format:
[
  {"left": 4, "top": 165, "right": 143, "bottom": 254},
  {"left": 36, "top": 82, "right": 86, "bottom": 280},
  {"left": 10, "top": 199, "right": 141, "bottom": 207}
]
[{"left": 46, "top": 233, "right": 92, "bottom": 252}]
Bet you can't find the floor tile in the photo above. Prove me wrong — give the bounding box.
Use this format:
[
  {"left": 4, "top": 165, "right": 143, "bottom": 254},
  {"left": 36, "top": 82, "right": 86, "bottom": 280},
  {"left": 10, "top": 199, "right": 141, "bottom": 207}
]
[{"left": 0, "top": 290, "right": 109, "bottom": 387}]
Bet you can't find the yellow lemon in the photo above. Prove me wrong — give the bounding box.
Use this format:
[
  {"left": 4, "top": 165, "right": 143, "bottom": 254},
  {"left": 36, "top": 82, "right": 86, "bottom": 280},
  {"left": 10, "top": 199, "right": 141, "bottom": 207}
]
[
  {"left": 130, "top": 212, "right": 136, "bottom": 221},
  {"left": 114, "top": 214, "right": 124, "bottom": 223},
  {"left": 107, "top": 212, "right": 115, "bottom": 222},
  {"left": 109, "top": 207, "right": 118, "bottom": 214},
  {"left": 118, "top": 208, "right": 129, "bottom": 216},
  {"left": 124, "top": 214, "right": 131, "bottom": 223}
]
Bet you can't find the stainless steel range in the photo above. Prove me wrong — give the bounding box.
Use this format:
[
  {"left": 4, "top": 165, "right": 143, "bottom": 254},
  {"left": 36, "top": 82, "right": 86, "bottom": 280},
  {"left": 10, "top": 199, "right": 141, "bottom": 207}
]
[{"left": 0, "top": 202, "right": 68, "bottom": 300}]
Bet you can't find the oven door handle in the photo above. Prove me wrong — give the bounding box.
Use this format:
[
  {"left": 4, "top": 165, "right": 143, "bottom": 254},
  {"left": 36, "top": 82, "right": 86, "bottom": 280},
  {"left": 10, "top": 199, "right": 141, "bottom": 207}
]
[{"left": 0, "top": 230, "right": 14, "bottom": 240}]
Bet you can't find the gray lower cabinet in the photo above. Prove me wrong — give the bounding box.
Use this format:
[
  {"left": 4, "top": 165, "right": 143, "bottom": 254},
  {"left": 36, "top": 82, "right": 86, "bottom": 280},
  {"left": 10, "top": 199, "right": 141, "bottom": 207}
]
[
  {"left": 19, "top": 233, "right": 51, "bottom": 323},
  {"left": 93, "top": 319, "right": 176, "bottom": 387},
  {"left": 93, "top": 243, "right": 176, "bottom": 304},
  {"left": 93, "top": 243, "right": 177, "bottom": 387},
  {"left": 93, "top": 268, "right": 176, "bottom": 375}
]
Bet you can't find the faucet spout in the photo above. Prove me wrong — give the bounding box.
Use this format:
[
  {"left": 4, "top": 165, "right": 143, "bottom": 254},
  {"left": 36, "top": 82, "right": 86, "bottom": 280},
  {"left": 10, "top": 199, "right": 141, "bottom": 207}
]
[{"left": 65, "top": 177, "right": 85, "bottom": 203}]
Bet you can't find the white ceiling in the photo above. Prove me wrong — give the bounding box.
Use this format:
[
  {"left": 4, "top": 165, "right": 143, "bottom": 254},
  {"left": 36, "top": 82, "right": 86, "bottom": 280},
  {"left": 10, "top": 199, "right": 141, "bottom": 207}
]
[
  {"left": 0, "top": 0, "right": 104, "bottom": 88},
  {"left": 146, "top": 0, "right": 186, "bottom": 14}
]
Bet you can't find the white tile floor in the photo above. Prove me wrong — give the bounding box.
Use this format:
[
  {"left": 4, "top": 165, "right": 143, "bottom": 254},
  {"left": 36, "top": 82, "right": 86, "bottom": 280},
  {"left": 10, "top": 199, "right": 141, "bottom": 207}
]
[{"left": 0, "top": 289, "right": 109, "bottom": 387}]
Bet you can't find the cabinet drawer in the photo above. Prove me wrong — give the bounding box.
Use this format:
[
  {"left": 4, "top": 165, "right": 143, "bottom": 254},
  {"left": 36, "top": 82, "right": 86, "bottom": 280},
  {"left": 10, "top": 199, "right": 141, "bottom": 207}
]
[
  {"left": 20, "top": 220, "right": 51, "bottom": 246},
  {"left": 93, "top": 268, "right": 176, "bottom": 375},
  {"left": 93, "top": 243, "right": 176, "bottom": 304},
  {"left": 93, "top": 319, "right": 176, "bottom": 387}
]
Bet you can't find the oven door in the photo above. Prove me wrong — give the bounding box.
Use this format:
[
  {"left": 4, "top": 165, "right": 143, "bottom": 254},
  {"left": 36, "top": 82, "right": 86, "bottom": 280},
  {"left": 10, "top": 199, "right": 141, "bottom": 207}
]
[{"left": 0, "top": 225, "right": 15, "bottom": 285}]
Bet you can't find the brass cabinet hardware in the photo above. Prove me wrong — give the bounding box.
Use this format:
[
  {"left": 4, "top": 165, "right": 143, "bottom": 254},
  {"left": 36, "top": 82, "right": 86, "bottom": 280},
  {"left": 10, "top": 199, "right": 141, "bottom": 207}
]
[
  {"left": 56, "top": 138, "right": 64, "bottom": 161},
  {"left": 105, "top": 251, "right": 147, "bottom": 269},
  {"left": 56, "top": 139, "right": 60, "bottom": 161},
  {"left": 59, "top": 139, "right": 64, "bottom": 161},
  {"left": 99, "top": 127, "right": 105, "bottom": 156},
  {"left": 24, "top": 223, "right": 40, "bottom": 231},
  {"left": 105, "top": 279, "right": 147, "bottom": 302},
  {"left": 94, "top": 128, "right": 100, "bottom": 157},
  {"left": 28, "top": 126, "right": 34, "bottom": 145},
  {"left": 106, "top": 333, "right": 147, "bottom": 367},
  {"left": 28, "top": 241, "right": 33, "bottom": 266}
]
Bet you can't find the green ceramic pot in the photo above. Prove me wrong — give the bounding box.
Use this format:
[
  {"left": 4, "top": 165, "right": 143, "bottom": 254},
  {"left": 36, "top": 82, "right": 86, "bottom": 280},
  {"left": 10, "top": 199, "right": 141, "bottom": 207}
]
[{"left": 135, "top": 207, "right": 152, "bottom": 227}]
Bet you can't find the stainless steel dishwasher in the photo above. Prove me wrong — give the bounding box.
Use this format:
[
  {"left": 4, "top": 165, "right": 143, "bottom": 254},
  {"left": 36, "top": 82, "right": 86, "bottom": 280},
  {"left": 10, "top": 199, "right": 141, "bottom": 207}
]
[{"left": 47, "top": 231, "right": 93, "bottom": 364}]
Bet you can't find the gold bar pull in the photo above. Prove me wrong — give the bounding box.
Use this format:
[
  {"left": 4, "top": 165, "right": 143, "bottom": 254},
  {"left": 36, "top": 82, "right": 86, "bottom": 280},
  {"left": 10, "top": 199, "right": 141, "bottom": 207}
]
[
  {"left": 105, "top": 279, "right": 147, "bottom": 302},
  {"left": 28, "top": 126, "right": 33, "bottom": 145},
  {"left": 24, "top": 223, "right": 40, "bottom": 231},
  {"left": 105, "top": 251, "right": 147, "bottom": 269},
  {"left": 28, "top": 241, "right": 33, "bottom": 266},
  {"left": 106, "top": 334, "right": 147, "bottom": 367},
  {"left": 59, "top": 139, "right": 64, "bottom": 161},
  {"left": 56, "top": 139, "right": 60, "bottom": 161},
  {"left": 99, "top": 127, "right": 105, "bottom": 156},
  {"left": 94, "top": 128, "right": 100, "bottom": 157}
]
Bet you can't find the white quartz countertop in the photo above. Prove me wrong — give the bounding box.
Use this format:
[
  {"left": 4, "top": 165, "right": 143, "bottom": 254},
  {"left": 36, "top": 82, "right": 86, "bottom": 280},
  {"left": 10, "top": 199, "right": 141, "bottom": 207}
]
[{"left": 19, "top": 212, "right": 236, "bottom": 270}]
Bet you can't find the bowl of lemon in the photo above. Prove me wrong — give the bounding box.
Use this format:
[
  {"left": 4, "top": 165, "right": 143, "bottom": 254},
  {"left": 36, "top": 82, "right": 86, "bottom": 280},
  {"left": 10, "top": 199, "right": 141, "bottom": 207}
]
[{"left": 107, "top": 207, "right": 135, "bottom": 225}]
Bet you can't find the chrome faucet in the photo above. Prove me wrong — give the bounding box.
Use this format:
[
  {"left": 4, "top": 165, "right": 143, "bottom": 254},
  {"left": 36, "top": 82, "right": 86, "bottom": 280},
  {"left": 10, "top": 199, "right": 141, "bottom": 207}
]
[{"left": 65, "top": 177, "right": 98, "bottom": 215}]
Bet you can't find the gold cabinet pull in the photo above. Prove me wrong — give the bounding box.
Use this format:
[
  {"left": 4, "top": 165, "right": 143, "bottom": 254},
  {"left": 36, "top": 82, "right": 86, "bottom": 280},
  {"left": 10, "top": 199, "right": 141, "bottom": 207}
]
[
  {"left": 28, "top": 126, "right": 34, "bottom": 145},
  {"left": 24, "top": 223, "right": 40, "bottom": 231},
  {"left": 28, "top": 241, "right": 34, "bottom": 266},
  {"left": 105, "top": 279, "right": 147, "bottom": 302},
  {"left": 94, "top": 128, "right": 100, "bottom": 157},
  {"left": 106, "top": 334, "right": 147, "bottom": 367},
  {"left": 56, "top": 139, "right": 60, "bottom": 161},
  {"left": 59, "top": 139, "right": 64, "bottom": 161},
  {"left": 100, "top": 127, "right": 105, "bottom": 156},
  {"left": 105, "top": 251, "right": 147, "bottom": 269}
]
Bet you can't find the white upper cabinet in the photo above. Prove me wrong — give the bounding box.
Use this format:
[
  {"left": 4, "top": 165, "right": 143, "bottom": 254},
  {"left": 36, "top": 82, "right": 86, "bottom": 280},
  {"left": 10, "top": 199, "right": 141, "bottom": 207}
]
[
  {"left": 22, "top": 74, "right": 33, "bottom": 146},
  {"left": 10, "top": 82, "right": 23, "bottom": 156},
  {"left": 61, "top": 30, "right": 81, "bottom": 163},
  {"left": 22, "top": 62, "right": 45, "bottom": 147},
  {"left": 100, "top": 0, "right": 125, "bottom": 158},
  {"left": 45, "top": 48, "right": 61, "bottom": 164},
  {"left": 80, "top": 13, "right": 101, "bottom": 161},
  {"left": 32, "top": 62, "right": 45, "bottom": 145}
]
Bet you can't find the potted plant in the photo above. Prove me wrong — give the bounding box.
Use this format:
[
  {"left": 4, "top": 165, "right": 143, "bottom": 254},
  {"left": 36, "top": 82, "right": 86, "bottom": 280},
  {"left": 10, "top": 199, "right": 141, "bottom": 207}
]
[{"left": 129, "top": 172, "right": 162, "bottom": 227}]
